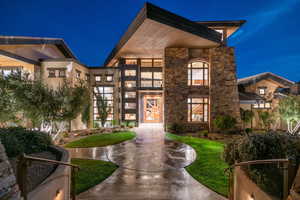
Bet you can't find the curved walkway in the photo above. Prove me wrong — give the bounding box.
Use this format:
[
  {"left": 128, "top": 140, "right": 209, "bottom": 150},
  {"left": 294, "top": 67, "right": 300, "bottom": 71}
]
[{"left": 67, "top": 124, "right": 227, "bottom": 200}]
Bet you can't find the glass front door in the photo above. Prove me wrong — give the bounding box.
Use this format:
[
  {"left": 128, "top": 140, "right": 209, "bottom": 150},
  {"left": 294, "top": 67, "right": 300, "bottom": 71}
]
[{"left": 143, "top": 95, "right": 162, "bottom": 123}]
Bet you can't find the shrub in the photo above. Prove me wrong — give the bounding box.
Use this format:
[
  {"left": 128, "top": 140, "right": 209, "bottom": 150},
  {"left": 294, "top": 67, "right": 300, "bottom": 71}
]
[
  {"left": 224, "top": 132, "right": 300, "bottom": 198},
  {"left": 168, "top": 123, "right": 184, "bottom": 134},
  {"left": 245, "top": 128, "right": 252, "bottom": 135},
  {"left": 0, "top": 127, "right": 52, "bottom": 158},
  {"left": 198, "top": 130, "right": 209, "bottom": 137},
  {"left": 213, "top": 115, "right": 237, "bottom": 133}
]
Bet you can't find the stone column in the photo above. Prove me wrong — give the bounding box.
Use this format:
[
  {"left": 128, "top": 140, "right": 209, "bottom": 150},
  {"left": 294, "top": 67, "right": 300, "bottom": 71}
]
[
  {"left": 0, "top": 141, "right": 22, "bottom": 200},
  {"left": 164, "top": 48, "right": 189, "bottom": 128},
  {"left": 210, "top": 47, "right": 241, "bottom": 131}
]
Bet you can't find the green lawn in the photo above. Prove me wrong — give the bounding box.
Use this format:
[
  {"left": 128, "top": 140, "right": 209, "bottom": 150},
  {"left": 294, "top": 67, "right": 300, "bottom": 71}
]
[
  {"left": 166, "top": 133, "right": 229, "bottom": 196},
  {"left": 65, "top": 131, "right": 135, "bottom": 148},
  {"left": 71, "top": 158, "right": 118, "bottom": 194}
]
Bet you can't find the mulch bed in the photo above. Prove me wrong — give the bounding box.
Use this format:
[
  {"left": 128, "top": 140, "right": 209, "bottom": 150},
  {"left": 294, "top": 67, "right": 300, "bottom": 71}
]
[{"left": 10, "top": 151, "right": 60, "bottom": 192}]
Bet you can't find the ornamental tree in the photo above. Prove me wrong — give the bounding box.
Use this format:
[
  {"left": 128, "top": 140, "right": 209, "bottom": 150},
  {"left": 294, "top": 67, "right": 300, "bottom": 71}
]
[
  {"left": 278, "top": 95, "right": 300, "bottom": 135},
  {"left": 94, "top": 87, "right": 111, "bottom": 127}
]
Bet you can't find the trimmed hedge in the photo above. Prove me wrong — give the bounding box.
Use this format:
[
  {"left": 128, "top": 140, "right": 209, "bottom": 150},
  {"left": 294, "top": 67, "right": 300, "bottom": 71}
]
[
  {"left": 0, "top": 127, "right": 52, "bottom": 158},
  {"left": 224, "top": 132, "right": 300, "bottom": 198}
]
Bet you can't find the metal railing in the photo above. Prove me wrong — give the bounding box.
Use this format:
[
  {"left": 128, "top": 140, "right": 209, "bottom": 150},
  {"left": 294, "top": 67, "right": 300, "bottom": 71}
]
[
  {"left": 17, "top": 153, "right": 79, "bottom": 200},
  {"left": 225, "top": 159, "right": 290, "bottom": 200}
]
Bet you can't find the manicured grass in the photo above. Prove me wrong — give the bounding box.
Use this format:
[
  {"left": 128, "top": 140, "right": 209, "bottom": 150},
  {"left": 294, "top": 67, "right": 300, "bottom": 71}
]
[
  {"left": 71, "top": 158, "right": 118, "bottom": 194},
  {"left": 166, "top": 133, "right": 229, "bottom": 196},
  {"left": 65, "top": 131, "right": 135, "bottom": 148}
]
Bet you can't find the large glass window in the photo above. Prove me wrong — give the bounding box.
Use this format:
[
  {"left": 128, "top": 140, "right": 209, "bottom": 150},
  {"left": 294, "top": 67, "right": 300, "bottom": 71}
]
[
  {"left": 125, "top": 81, "right": 136, "bottom": 88},
  {"left": 140, "top": 71, "right": 163, "bottom": 88},
  {"left": 125, "top": 113, "right": 136, "bottom": 120},
  {"left": 93, "top": 86, "right": 114, "bottom": 122},
  {"left": 188, "top": 61, "right": 209, "bottom": 86},
  {"left": 141, "top": 59, "right": 153, "bottom": 67},
  {"left": 125, "top": 92, "right": 136, "bottom": 98},
  {"left": 125, "top": 103, "right": 136, "bottom": 109},
  {"left": 125, "top": 59, "right": 137, "bottom": 65},
  {"left": 187, "top": 97, "right": 209, "bottom": 122},
  {"left": 125, "top": 70, "right": 136, "bottom": 76}
]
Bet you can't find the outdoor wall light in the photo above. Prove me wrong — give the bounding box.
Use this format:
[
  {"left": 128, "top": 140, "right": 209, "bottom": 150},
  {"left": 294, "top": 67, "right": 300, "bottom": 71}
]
[{"left": 249, "top": 193, "right": 255, "bottom": 200}]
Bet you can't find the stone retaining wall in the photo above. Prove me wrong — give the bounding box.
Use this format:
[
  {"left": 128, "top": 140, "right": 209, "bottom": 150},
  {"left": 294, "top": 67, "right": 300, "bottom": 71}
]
[
  {"left": 0, "top": 141, "right": 22, "bottom": 200},
  {"left": 28, "top": 146, "right": 71, "bottom": 200}
]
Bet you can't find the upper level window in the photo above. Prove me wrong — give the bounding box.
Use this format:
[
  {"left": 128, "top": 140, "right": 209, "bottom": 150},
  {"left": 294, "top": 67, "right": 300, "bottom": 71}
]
[
  {"left": 125, "top": 92, "right": 136, "bottom": 98},
  {"left": 58, "top": 69, "right": 66, "bottom": 77},
  {"left": 85, "top": 74, "right": 90, "bottom": 81},
  {"left": 153, "top": 59, "right": 163, "bottom": 67},
  {"left": 187, "top": 97, "right": 209, "bottom": 122},
  {"left": 95, "top": 75, "right": 101, "bottom": 82},
  {"left": 258, "top": 87, "right": 266, "bottom": 95},
  {"left": 48, "top": 69, "right": 56, "bottom": 77},
  {"left": 125, "top": 70, "right": 136, "bottom": 76},
  {"left": 106, "top": 75, "right": 113, "bottom": 82},
  {"left": 76, "top": 70, "right": 81, "bottom": 79},
  {"left": 253, "top": 101, "right": 271, "bottom": 109},
  {"left": 215, "top": 29, "right": 224, "bottom": 41},
  {"left": 141, "top": 59, "right": 153, "bottom": 67},
  {"left": 141, "top": 71, "right": 163, "bottom": 88},
  {"left": 125, "top": 59, "right": 137, "bottom": 65},
  {"left": 188, "top": 61, "right": 209, "bottom": 86},
  {"left": 125, "top": 81, "right": 136, "bottom": 88}
]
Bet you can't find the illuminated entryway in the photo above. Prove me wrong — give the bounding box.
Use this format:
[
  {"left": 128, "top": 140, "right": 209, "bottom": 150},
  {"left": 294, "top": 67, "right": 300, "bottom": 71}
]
[{"left": 140, "top": 93, "right": 163, "bottom": 123}]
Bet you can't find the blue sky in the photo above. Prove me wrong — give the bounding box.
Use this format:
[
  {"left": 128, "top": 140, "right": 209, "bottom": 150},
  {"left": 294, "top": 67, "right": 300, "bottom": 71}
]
[{"left": 1, "top": 0, "right": 299, "bottom": 81}]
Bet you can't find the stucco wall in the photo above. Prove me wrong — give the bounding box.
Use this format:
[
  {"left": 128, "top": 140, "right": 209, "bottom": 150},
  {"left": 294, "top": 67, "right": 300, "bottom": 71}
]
[
  {"left": 234, "top": 167, "right": 275, "bottom": 200},
  {"left": 28, "top": 146, "right": 71, "bottom": 200}
]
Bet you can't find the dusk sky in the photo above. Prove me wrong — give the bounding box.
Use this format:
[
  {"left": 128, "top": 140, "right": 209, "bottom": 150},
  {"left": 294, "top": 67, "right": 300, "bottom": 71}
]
[{"left": 1, "top": 0, "right": 299, "bottom": 81}]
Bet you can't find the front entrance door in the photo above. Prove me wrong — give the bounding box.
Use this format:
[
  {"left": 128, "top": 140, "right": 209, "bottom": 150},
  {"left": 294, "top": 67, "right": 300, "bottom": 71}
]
[{"left": 143, "top": 95, "right": 162, "bottom": 123}]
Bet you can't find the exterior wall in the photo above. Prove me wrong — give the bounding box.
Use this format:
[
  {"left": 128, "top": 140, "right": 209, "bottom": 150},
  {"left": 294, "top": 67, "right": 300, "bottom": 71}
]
[
  {"left": 164, "top": 47, "right": 241, "bottom": 132},
  {"left": 89, "top": 67, "right": 120, "bottom": 127},
  {"left": 234, "top": 167, "right": 274, "bottom": 200},
  {"left": 41, "top": 60, "right": 90, "bottom": 130},
  {"left": 0, "top": 141, "right": 22, "bottom": 200},
  {"left": 210, "top": 47, "right": 241, "bottom": 131}
]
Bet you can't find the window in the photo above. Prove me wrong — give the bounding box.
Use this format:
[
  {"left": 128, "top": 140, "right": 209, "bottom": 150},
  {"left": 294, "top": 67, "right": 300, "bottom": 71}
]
[
  {"left": 141, "top": 59, "right": 153, "bottom": 67},
  {"left": 93, "top": 86, "right": 114, "bottom": 121},
  {"left": 125, "top": 70, "right": 136, "bottom": 76},
  {"left": 0, "top": 67, "right": 22, "bottom": 77},
  {"left": 48, "top": 69, "right": 56, "bottom": 77},
  {"left": 215, "top": 29, "right": 224, "bottom": 41},
  {"left": 125, "top": 92, "right": 136, "bottom": 98},
  {"left": 106, "top": 75, "right": 113, "bottom": 82},
  {"left": 95, "top": 75, "right": 101, "bottom": 82},
  {"left": 258, "top": 88, "right": 266, "bottom": 95},
  {"left": 125, "top": 103, "right": 136, "bottom": 109},
  {"left": 125, "top": 81, "right": 136, "bottom": 88},
  {"left": 85, "top": 74, "right": 90, "bottom": 81},
  {"left": 253, "top": 101, "right": 271, "bottom": 109},
  {"left": 188, "top": 61, "right": 209, "bottom": 86},
  {"left": 153, "top": 59, "right": 163, "bottom": 67},
  {"left": 125, "top": 113, "right": 136, "bottom": 120},
  {"left": 140, "top": 71, "right": 163, "bottom": 88},
  {"left": 58, "top": 69, "right": 66, "bottom": 77},
  {"left": 125, "top": 59, "right": 137, "bottom": 65},
  {"left": 76, "top": 70, "right": 81, "bottom": 78},
  {"left": 187, "top": 97, "right": 209, "bottom": 122}
]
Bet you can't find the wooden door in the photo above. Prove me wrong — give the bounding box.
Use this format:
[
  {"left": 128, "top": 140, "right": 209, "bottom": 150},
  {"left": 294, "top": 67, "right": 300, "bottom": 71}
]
[{"left": 143, "top": 95, "right": 162, "bottom": 123}]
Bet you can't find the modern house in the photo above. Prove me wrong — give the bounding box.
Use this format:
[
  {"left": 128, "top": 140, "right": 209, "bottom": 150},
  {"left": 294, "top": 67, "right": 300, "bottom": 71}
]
[
  {"left": 0, "top": 3, "right": 246, "bottom": 132},
  {"left": 238, "top": 72, "right": 299, "bottom": 129}
]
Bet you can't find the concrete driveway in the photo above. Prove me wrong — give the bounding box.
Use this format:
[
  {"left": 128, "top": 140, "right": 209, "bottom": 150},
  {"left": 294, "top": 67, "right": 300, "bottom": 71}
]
[{"left": 68, "top": 123, "right": 227, "bottom": 200}]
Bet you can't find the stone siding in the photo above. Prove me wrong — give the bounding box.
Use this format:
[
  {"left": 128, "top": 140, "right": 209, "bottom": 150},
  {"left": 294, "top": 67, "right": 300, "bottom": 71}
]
[
  {"left": 164, "top": 47, "right": 241, "bottom": 132},
  {"left": 0, "top": 141, "right": 22, "bottom": 200}
]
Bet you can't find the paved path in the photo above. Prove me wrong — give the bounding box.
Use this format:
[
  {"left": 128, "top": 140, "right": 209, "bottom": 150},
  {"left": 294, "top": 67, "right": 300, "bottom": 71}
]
[{"left": 68, "top": 124, "right": 227, "bottom": 200}]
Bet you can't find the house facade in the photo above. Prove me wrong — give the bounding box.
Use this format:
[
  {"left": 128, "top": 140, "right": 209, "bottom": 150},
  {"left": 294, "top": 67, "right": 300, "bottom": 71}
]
[
  {"left": 238, "top": 72, "right": 299, "bottom": 130},
  {"left": 0, "top": 3, "right": 245, "bottom": 132}
]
